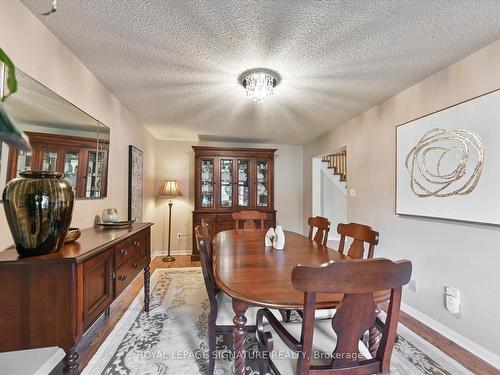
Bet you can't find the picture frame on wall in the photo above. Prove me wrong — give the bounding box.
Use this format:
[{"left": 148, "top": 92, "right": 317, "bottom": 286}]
[
  {"left": 128, "top": 145, "right": 144, "bottom": 222},
  {"left": 396, "top": 88, "right": 500, "bottom": 225}
]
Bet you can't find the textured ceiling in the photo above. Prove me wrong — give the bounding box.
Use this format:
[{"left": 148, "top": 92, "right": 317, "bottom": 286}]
[{"left": 21, "top": 0, "right": 500, "bottom": 144}]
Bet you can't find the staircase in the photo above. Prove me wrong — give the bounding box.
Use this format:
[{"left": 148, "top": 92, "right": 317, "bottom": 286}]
[{"left": 322, "top": 150, "right": 347, "bottom": 182}]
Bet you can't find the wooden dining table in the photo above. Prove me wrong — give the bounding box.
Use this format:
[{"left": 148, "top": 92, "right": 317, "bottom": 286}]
[{"left": 213, "top": 229, "right": 389, "bottom": 375}]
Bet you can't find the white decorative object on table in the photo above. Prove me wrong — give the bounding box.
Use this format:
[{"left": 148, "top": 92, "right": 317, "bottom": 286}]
[
  {"left": 273, "top": 225, "right": 285, "bottom": 250},
  {"left": 101, "top": 208, "right": 119, "bottom": 223},
  {"left": 265, "top": 228, "right": 275, "bottom": 247}
]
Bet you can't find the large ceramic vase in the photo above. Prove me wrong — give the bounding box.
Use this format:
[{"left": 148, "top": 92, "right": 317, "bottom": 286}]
[{"left": 2, "top": 170, "right": 74, "bottom": 257}]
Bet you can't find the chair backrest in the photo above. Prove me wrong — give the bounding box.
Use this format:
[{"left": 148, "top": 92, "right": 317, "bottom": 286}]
[
  {"left": 232, "top": 210, "right": 267, "bottom": 229},
  {"left": 337, "top": 222, "right": 379, "bottom": 259},
  {"left": 307, "top": 216, "right": 330, "bottom": 246},
  {"left": 195, "top": 222, "right": 218, "bottom": 308},
  {"left": 292, "top": 258, "right": 412, "bottom": 374}
]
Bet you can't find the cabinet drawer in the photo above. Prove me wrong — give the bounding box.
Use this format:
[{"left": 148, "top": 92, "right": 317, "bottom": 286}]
[
  {"left": 114, "top": 253, "right": 149, "bottom": 296},
  {"left": 114, "top": 232, "right": 147, "bottom": 267}
]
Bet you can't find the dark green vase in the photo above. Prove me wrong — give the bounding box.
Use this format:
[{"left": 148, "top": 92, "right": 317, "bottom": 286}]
[{"left": 2, "top": 170, "right": 74, "bottom": 257}]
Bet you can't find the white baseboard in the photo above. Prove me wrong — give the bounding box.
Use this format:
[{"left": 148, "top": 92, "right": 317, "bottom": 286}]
[
  {"left": 401, "top": 302, "right": 500, "bottom": 369},
  {"left": 153, "top": 249, "right": 192, "bottom": 257}
]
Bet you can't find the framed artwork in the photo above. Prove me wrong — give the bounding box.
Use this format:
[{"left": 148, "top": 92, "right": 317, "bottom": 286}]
[
  {"left": 128, "top": 145, "right": 143, "bottom": 222},
  {"left": 396, "top": 88, "right": 500, "bottom": 225}
]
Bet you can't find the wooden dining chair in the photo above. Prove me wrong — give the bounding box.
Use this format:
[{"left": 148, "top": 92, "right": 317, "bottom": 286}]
[
  {"left": 337, "top": 222, "right": 379, "bottom": 259},
  {"left": 307, "top": 216, "right": 331, "bottom": 246},
  {"left": 195, "top": 222, "right": 283, "bottom": 374},
  {"left": 280, "top": 216, "right": 331, "bottom": 323},
  {"left": 232, "top": 210, "right": 267, "bottom": 229},
  {"left": 256, "top": 258, "right": 412, "bottom": 375}
]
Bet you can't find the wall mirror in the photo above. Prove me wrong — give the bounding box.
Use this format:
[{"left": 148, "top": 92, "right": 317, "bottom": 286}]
[{"left": 0, "top": 68, "right": 110, "bottom": 199}]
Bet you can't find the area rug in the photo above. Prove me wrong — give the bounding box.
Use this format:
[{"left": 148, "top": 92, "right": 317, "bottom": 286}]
[{"left": 82, "top": 268, "right": 473, "bottom": 375}]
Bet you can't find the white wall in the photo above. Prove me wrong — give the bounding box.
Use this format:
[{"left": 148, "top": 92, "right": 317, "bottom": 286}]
[
  {"left": 321, "top": 172, "right": 346, "bottom": 238},
  {"left": 0, "top": 1, "right": 160, "bottom": 251},
  {"left": 154, "top": 140, "right": 303, "bottom": 254},
  {"left": 303, "top": 38, "right": 500, "bottom": 360}
]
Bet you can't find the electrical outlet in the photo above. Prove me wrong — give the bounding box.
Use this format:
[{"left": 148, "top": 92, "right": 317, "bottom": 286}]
[
  {"left": 444, "top": 286, "right": 460, "bottom": 314},
  {"left": 409, "top": 279, "right": 417, "bottom": 292},
  {"left": 176, "top": 233, "right": 182, "bottom": 239},
  {"left": 349, "top": 188, "right": 356, "bottom": 197}
]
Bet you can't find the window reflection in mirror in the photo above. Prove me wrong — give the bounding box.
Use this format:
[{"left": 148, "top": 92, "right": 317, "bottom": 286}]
[{"left": 0, "top": 68, "right": 110, "bottom": 199}]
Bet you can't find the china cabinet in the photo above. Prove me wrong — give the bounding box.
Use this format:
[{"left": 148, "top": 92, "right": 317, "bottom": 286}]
[
  {"left": 6, "top": 132, "right": 109, "bottom": 198},
  {"left": 192, "top": 146, "right": 277, "bottom": 260}
]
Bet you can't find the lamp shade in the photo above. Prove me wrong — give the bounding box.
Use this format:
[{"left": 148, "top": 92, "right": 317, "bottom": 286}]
[{"left": 160, "top": 179, "right": 183, "bottom": 198}]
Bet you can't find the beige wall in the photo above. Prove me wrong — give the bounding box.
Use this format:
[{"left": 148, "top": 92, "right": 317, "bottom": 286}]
[
  {"left": 304, "top": 39, "right": 500, "bottom": 358},
  {"left": 154, "top": 140, "right": 303, "bottom": 254},
  {"left": 321, "top": 173, "right": 347, "bottom": 238},
  {"left": 0, "top": 1, "right": 160, "bottom": 251}
]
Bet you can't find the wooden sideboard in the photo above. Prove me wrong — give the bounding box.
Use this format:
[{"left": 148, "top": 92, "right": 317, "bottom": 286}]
[
  {"left": 192, "top": 146, "right": 277, "bottom": 260},
  {"left": 0, "top": 223, "right": 152, "bottom": 374}
]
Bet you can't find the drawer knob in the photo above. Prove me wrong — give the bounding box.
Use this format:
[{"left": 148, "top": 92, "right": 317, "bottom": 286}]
[
  {"left": 118, "top": 274, "right": 128, "bottom": 281},
  {"left": 121, "top": 249, "right": 128, "bottom": 256},
  {"left": 110, "top": 271, "right": 116, "bottom": 279},
  {"left": 134, "top": 240, "right": 140, "bottom": 247},
  {"left": 133, "top": 262, "right": 139, "bottom": 269}
]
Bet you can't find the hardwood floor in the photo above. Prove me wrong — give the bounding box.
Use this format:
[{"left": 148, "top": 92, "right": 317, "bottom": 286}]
[
  {"left": 393, "top": 306, "right": 499, "bottom": 375},
  {"left": 78, "top": 255, "right": 497, "bottom": 375}
]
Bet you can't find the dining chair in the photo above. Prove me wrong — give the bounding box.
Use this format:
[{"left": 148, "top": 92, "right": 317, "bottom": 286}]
[
  {"left": 281, "top": 216, "right": 331, "bottom": 323},
  {"left": 337, "top": 222, "right": 379, "bottom": 259},
  {"left": 307, "top": 216, "right": 330, "bottom": 246},
  {"left": 232, "top": 210, "right": 267, "bottom": 229},
  {"left": 195, "top": 222, "right": 283, "bottom": 374},
  {"left": 256, "top": 258, "right": 412, "bottom": 375},
  {"left": 337, "top": 222, "right": 383, "bottom": 353}
]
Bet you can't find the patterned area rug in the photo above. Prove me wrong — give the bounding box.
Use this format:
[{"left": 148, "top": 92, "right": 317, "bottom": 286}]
[{"left": 82, "top": 268, "right": 472, "bottom": 375}]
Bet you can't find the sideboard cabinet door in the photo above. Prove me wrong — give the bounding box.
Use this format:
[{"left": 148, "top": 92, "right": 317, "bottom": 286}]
[{"left": 83, "top": 249, "right": 114, "bottom": 329}]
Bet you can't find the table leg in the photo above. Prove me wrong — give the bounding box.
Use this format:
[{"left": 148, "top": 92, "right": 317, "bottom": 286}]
[
  {"left": 144, "top": 264, "right": 150, "bottom": 312},
  {"left": 369, "top": 305, "right": 382, "bottom": 356},
  {"left": 62, "top": 347, "right": 79, "bottom": 375},
  {"left": 232, "top": 299, "right": 248, "bottom": 375}
]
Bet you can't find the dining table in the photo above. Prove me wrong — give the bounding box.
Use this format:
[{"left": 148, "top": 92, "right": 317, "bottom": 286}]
[{"left": 212, "top": 228, "right": 389, "bottom": 375}]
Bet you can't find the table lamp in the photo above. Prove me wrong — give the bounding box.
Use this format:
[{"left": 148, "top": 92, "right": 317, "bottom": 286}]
[{"left": 160, "top": 179, "right": 183, "bottom": 262}]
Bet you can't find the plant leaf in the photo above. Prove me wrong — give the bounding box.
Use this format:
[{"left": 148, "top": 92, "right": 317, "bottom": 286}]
[{"left": 0, "top": 48, "right": 17, "bottom": 102}]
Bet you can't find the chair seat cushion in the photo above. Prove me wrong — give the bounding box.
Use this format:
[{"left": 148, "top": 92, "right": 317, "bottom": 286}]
[
  {"left": 215, "top": 292, "right": 284, "bottom": 326},
  {"left": 263, "top": 318, "right": 372, "bottom": 374}
]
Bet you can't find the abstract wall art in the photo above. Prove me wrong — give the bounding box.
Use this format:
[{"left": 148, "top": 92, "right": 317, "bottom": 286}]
[
  {"left": 396, "top": 88, "right": 500, "bottom": 225},
  {"left": 128, "top": 145, "right": 143, "bottom": 222}
]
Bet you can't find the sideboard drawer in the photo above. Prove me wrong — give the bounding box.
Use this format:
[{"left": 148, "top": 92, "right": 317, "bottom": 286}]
[
  {"left": 113, "top": 231, "right": 146, "bottom": 267},
  {"left": 114, "top": 253, "right": 149, "bottom": 296}
]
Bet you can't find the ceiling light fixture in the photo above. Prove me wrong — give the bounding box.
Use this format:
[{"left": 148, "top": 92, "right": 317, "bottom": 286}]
[{"left": 241, "top": 69, "right": 278, "bottom": 102}]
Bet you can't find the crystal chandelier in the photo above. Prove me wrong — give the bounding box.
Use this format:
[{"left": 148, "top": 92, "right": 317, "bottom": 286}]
[{"left": 242, "top": 70, "right": 278, "bottom": 102}]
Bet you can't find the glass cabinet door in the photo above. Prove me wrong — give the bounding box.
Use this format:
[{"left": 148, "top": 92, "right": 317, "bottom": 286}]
[
  {"left": 63, "top": 150, "right": 80, "bottom": 190},
  {"left": 237, "top": 159, "right": 250, "bottom": 207},
  {"left": 256, "top": 160, "right": 269, "bottom": 207},
  {"left": 220, "top": 159, "right": 233, "bottom": 208},
  {"left": 85, "top": 150, "right": 105, "bottom": 198},
  {"left": 16, "top": 149, "right": 32, "bottom": 177},
  {"left": 42, "top": 148, "right": 58, "bottom": 172},
  {"left": 200, "top": 159, "right": 214, "bottom": 208}
]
